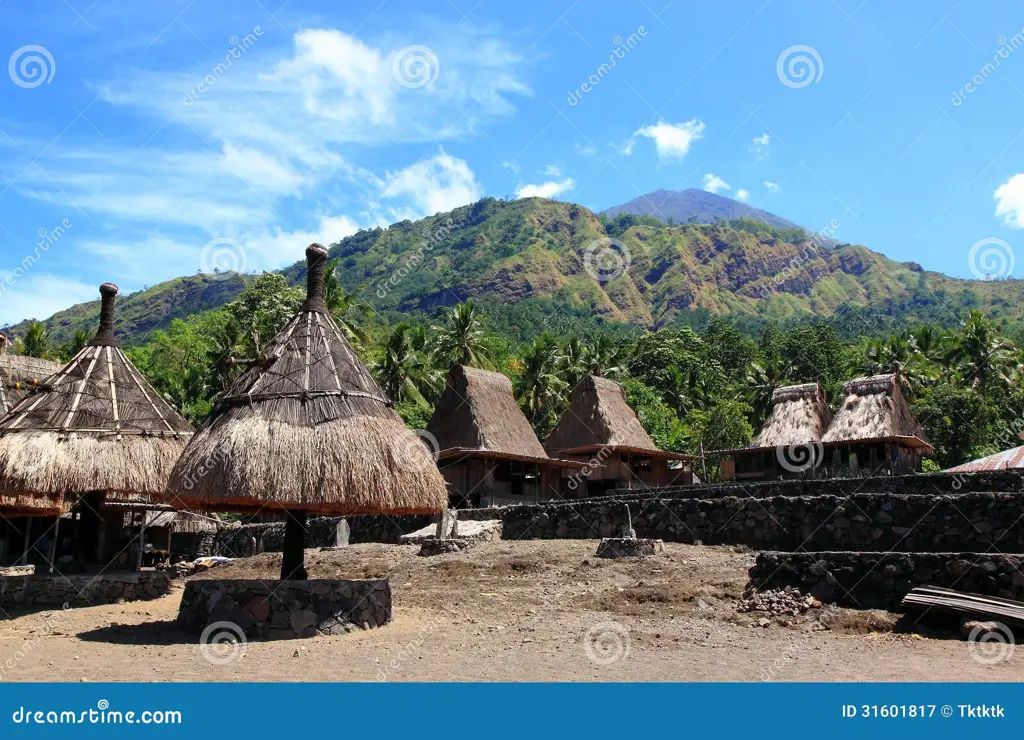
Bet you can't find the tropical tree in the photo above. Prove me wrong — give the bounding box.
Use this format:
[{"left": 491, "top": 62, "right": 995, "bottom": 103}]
[
  {"left": 745, "top": 355, "right": 793, "bottom": 424},
  {"left": 62, "top": 329, "right": 90, "bottom": 360},
  {"left": 433, "top": 300, "right": 497, "bottom": 369},
  {"left": 19, "top": 321, "right": 48, "bottom": 358},
  {"left": 374, "top": 323, "right": 440, "bottom": 406},
  {"left": 324, "top": 258, "right": 373, "bottom": 345},
  {"left": 515, "top": 332, "right": 568, "bottom": 433},
  {"left": 947, "top": 310, "right": 1018, "bottom": 390}
]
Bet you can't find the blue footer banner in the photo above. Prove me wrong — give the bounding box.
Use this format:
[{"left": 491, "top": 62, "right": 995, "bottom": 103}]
[{"left": 0, "top": 684, "right": 1021, "bottom": 738}]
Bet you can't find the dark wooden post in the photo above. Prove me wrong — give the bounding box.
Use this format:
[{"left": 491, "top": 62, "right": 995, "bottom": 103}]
[
  {"left": 47, "top": 514, "right": 60, "bottom": 574},
  {"left": 281, "top": 510, "right": 308, "bottom": 580}
]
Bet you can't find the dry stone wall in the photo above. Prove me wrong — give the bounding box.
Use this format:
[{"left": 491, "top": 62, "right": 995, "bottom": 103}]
[
  {"left": 0, "top": 572, "right": 170, "bottom": 608},
  {"left": 500, "top": 492, "right": 1024, "bottom": 553},
  {"left": 750, "top": 551, "right": 1024, "bottom": 610},
  {"left": 177, "top": 579, "right": 391, "bottom": 639}
]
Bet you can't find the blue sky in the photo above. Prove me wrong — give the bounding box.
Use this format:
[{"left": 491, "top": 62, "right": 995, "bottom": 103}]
[{"left": 2, "top": 0, "right": 1024, "bottom": 325}]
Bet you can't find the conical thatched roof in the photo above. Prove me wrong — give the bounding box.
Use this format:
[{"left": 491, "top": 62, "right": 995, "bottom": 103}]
[
  {"left": 163, "top": 244, "right": 447, "bottom": 515},
  {"left": 427, "top": 365, "right": 550, "bottom": 461},
  {"left": 751, "top": 383, "right": 832, "bottom": 449},
  {"left": 545, "top": 375, "right": 694, "bottom": 460},
  {"left": 0, "top": 353, "right": 61, "bottom": 414},
  {"left": 820, "top": 374, "right": 932, "bottom": 450},
  {"left": 143, "top": 509, "right": 222, "bottom": 534},
  {"left": 0, "top": 284, "right": 193, "bottom": 501}
]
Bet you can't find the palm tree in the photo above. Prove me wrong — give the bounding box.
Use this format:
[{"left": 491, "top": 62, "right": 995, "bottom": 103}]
[
  {"left": 584, "top": 334, "right": 625, "bottom": 379},
  {"left": 62, "top": 329, "right": 90, "bottom": 359},
  {"left": 516, "top": 332, "right": 568, "bottom": 430},
  {"left": 433, "top": 300, "right": 495, "bottom": 369},
  {"left": 374, "top": 323, "right": 441, "bottom": 405},
  {"left": 323, "top": 258, "right": 373, "bottom": 345},
  {"left": 947, "top": 310, "right": 1018, "bottom": 390},
  {"left": 745, "top": 356, "right": 792, "bottom": 422},
  {"left": 557, "top": 335, "right": 587, "bottom": 390},
  {"left": 20, "top": 321, "right": 48, "bottom": 358}
]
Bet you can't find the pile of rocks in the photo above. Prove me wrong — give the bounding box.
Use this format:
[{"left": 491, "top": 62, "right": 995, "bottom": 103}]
[
  {"left": 737, "top": 585, "right": 822, "bottom": 618},
  {"left": 177, "top": 578, "right": 392, "bottom": 640},
  {"left": 0, "top": 565, "right": 34, "bottom": 577},
  {"left": 596, "top": 537, "right": 665, "bottom": 558}
]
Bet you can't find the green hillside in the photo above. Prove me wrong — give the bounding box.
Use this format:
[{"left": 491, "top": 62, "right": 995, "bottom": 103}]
[{"left": 10, "top": 197, "right": 1024, "bottom": 346}]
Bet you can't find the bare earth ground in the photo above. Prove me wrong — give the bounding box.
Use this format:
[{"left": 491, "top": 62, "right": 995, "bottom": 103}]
[{"left": 0, "top": 540, "right": 1020, "bottom": 682}]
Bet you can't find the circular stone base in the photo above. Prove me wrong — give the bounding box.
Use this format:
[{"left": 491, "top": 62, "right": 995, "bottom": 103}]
[
  {"left": 596, "top": 538, "right": 665, "bottom": 558},
  {"left": 177, "top": 579, "right": 391, "bottom": 640}
]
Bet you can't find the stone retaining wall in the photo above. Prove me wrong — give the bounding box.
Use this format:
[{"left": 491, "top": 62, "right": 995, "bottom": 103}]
[
  {"left": 750, "top": 551, "right": 1024, "bottom": 610},
  {"left": 177, "top": 579, "right": 391, "bottom": 639},
  {"left": 0, "top": 571, "right": 170, "bottom": 608},
  {"left": 500, "top": 492, "right": 1024, "bottom": 553},
  {"left": 212, "top": 509, "right": 505, "bottom": 556}
]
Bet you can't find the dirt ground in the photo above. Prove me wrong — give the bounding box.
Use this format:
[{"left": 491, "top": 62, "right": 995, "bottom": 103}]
[{"left": 1, "top": 540, "right": 1020, "bottom": 682}]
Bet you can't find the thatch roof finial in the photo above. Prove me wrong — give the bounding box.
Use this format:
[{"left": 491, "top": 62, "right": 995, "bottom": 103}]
[
  {"left": 90, "top": 283, "right": 120, "bottom": 346},
  {"left": 303, "top": 243, "right": 329, "bottom": 313}
]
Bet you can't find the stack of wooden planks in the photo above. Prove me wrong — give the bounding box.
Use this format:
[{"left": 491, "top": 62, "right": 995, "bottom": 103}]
[{"left": 902, "top": 586, "right": 1024, "bottom": 625}]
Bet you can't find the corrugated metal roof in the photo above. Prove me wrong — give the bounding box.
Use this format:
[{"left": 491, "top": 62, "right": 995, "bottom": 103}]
[{"left": 946, "top": 445, "right": 1024, "bottom": 472}]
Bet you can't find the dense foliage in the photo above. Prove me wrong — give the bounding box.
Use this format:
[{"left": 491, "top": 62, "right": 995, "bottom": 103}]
[{"left": 19, "top": 262, "right": 1024, "bottom": 476}]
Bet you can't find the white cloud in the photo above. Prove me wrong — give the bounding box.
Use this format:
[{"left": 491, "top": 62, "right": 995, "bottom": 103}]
[
  {"left": 0, "top": 274, "right": 98, "bottom": 326},
  {"left": 543, "top": 164, "right": 562, "bottom": 177},
  {"left": 382, "top": 151, "right": 482, "bottom": 217},
  {"left": 515, "top": 178, "right": 576, "bottom": 199},
  {"left": 764, "top": 180, "right": 780, "bottom": 194},
  {"left": 627, "top": 119, "right": 705, "bottom": 160},
  {"left": 995, "top": 174, "right": 1024, "bottom": 228},
  {"left": 575, "top": 143, "right": 597, "bottom": 157},
  {"left": 500, "top": 160, "right": 521, "bottom": 173},
  {"left": 750, "top": 132, "right": 771, "bottom": 162},
  {"left": 735, "top": 188, "right": 750, "bottom": 202},
  {"left": 702, "top": 173, "right": 730, "bottom": 194}
]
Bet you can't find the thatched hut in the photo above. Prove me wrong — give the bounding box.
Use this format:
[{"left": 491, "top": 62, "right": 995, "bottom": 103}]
[
  {"left": 717, "top": 383, "right": 832, "bottom": 481},
  {"left": 0, "top": 353, "right": 61, "bottom": 414},
  {"left": 0, "top": 284, "right": 193, "bottom": 566},
  {"left": 164, "top": 244, "right": 447, "bottom": 579},
  {"left": 544, "top": 375, "right": 698, "bottom": 495},
  {"left": 819, "top": 374, "right": 932, "bottom": 475},
  {"left": 425, "top": 365, "right": 584, "bottom": 507}
]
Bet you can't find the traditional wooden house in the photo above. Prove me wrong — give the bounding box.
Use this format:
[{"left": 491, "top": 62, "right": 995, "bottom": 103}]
[
  {"left": 819, "top": 374, "right": 932, "bottom": 475},
  {"left": 717, "top": 383, "right": 831, "bottom": 481},
  {"left": 0, "top": 352, "right": 61, "bottom": 414},
  {"left": 544, "top": 375, "right": 698, "bottom": 495},
  {"left": 425, "top": 365, "right": 584, "bottom": 507},
  {"left": 163, "top": 244, "right": 447, "bottom": 579}
]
